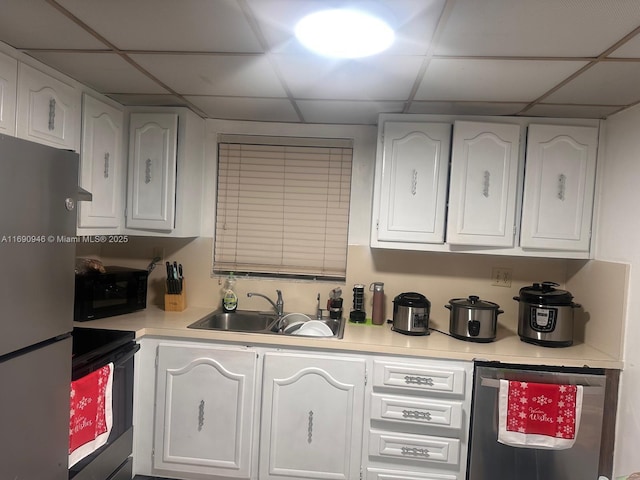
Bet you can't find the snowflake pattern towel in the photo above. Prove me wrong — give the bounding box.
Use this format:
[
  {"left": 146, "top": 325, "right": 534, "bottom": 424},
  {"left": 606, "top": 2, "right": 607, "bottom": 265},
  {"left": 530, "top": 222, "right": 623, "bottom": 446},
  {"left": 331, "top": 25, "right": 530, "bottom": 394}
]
[
  {"left": 69, "top": 363, "right": 113, "bottom": 467},
  {"left": 498, "top": 379, "right": 583, "bottom": 450}
]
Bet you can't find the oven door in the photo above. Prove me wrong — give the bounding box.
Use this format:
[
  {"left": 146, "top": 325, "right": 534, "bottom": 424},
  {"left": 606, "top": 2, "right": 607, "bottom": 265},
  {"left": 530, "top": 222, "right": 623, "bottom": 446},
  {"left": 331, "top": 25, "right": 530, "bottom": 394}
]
[{"left": 70, "top": 329, "right": 139, "bottom": 480}]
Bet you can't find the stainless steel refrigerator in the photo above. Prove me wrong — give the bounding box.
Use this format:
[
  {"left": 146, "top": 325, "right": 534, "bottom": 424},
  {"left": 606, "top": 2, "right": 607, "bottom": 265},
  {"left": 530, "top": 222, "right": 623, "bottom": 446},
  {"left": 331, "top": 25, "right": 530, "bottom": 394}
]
[{"left": 0, "top": 133, "right": 79, "bottom": 480}]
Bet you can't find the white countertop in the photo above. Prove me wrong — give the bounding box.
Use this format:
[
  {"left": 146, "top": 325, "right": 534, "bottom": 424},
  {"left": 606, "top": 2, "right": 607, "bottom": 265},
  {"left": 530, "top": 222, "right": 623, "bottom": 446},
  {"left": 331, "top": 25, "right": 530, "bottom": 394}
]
[{"left": 74, "top": 306, "right": 623, "bottom": 369}]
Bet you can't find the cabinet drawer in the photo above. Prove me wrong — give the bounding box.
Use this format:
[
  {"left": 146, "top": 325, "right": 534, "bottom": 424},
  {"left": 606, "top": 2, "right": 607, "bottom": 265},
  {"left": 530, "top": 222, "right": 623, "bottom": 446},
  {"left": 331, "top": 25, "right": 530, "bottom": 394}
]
[
  {"left": 367, "top": 467, "right": 457, "bottom": 480},
  {"left": 372, "top": 360, "right": 466, "bottom": 396},
  {"left": 369, "top": 430, "right": 460, "bottom": 467},
  {"left": 371, "top": 393, "right": 463, "bottom": 432}
]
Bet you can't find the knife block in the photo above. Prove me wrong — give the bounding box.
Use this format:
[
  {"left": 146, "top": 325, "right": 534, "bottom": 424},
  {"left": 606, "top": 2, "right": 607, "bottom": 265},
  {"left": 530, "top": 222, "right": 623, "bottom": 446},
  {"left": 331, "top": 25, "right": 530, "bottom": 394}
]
[{"left": 164, "top": 279, "right": 187, "bottom": 312}]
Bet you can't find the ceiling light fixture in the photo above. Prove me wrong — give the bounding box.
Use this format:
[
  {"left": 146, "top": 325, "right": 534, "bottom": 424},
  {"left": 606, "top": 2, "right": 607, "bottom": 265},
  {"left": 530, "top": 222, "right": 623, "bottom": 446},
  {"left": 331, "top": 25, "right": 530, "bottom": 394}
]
[{"left": 294, "top": 8, "right": 395, "bottom": 59}]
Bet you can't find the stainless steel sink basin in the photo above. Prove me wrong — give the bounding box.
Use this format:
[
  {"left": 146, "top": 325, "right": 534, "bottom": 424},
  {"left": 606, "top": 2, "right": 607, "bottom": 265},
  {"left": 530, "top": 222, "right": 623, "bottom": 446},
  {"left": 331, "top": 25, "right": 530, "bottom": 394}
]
[
  {"left": 188, "top": 310, "right": 345, "bottom": 339},
  {"left": 188, "top": 310, "right": 278, "bottom": 332}
]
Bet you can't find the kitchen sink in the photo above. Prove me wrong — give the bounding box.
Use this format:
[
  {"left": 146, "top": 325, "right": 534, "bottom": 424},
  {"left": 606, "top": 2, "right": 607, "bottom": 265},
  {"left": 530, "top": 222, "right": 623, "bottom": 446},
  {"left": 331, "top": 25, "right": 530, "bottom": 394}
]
[{"left": 187, "top": 310, "right": 345, "bottom": 339}]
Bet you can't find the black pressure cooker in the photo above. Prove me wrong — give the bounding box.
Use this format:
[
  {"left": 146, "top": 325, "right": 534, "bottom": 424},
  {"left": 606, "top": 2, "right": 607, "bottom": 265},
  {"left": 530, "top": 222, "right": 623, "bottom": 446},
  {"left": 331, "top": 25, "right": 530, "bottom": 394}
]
[{"left": 513, "top": 281, "right": 581, "bottom": 347}]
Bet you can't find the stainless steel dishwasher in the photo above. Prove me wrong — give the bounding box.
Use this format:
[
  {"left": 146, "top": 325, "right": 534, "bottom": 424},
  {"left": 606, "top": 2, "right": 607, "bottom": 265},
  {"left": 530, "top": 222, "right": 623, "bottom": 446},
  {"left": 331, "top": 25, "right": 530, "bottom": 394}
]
[{"left": 468, "top": 361, "right": 606, "bottom": 480}]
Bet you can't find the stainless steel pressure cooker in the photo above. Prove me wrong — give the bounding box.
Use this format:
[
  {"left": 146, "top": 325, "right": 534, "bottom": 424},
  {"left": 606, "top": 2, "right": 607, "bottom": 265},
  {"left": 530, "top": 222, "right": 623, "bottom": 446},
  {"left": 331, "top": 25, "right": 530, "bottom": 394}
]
[
  {"left": 392, "top": 292, "right": 430, "bottom": 335},
  {"left": 513, "top": 281, "right": 581, "bottom": 347},
  {"left": 446, "top": 295, "right": 503, "bottom": 342}
]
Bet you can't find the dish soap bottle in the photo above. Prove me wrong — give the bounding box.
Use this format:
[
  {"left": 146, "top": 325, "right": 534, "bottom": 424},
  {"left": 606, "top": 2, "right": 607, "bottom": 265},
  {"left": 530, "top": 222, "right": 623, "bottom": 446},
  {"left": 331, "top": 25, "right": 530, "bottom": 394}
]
[{"left": 222, "top": 272, "right": 238, "bottom": 313}]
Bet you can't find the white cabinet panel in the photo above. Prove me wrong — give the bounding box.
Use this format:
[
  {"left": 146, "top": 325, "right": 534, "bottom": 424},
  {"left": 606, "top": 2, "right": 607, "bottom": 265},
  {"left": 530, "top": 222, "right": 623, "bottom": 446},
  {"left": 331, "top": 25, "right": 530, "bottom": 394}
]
[
  {"left": 260, "top": 352, "right": 366, "bottom": 480},
  {"left": 370, "top": 393, "right": 463, "bottom": 432},
  {"left": 78, "top": 94, "right": 124, "bottom": 231},
  {"left": 154, "top": 344, "right": 258, "bottom": 478},
  {"left": 125, "top": 108, "right": 204, "bottom": 237},
  {"left": 16, "top": 63, "right": 80, "bottom": 151},
  {"left": 0, "top": 52, "right": 17, "bottom": 136},
  {"left": 521, "top": 124, "right": 598, "bottom": 251},
  {"left": 126, "top": 112, "right": 177, "bottom": 231},
  {"left": 372, "top": 359, "right": 467, "bottom": 397},
  {"left": 374, "top": 122, "right": 451, "bottom": 245},
  {"left": 369, "top": 430, "right": 460, "bottom": 467},
  {"left": 447, "top": 121, "right": 521, "bottom": 247}
]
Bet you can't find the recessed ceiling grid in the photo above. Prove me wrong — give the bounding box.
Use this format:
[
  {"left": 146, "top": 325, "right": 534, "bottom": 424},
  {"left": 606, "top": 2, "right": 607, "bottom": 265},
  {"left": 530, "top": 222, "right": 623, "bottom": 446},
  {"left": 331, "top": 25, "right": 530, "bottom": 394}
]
[{"left": 0, "top": 0, "right": 639, "bottom": 123}]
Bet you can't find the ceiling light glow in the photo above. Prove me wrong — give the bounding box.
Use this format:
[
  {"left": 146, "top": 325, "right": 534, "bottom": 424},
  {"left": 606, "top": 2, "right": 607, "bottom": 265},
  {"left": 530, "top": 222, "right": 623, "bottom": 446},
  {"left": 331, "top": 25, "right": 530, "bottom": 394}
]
[{"left": 295, "top": 9, "right": 395, "bottom": 59}]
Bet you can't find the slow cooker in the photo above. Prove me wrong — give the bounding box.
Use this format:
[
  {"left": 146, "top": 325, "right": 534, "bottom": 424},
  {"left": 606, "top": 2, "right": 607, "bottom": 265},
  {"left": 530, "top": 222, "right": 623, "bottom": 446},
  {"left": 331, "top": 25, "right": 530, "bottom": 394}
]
[
  {"left": 392, "top": 292, "right": 430, "bottom": 335},
  {"left": 513, "top": 281, "right": 581, "bottom": 347},
  {"left": 446, "top": 295, "right": 503, "bottom": 342}
]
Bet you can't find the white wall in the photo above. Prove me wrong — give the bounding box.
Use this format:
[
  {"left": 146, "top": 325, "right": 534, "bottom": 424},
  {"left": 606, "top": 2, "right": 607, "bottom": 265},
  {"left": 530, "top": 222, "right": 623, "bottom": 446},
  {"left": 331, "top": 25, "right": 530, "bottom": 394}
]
[{"left": 598, "top": 105, "right": 640, "bottom": 477}]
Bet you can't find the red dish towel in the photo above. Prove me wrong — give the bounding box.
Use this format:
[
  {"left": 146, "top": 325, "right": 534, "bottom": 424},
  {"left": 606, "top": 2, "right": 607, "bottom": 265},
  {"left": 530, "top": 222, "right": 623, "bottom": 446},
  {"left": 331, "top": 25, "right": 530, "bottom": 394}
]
[
  {"left": 498, "top": 379, "right": 583, "bottom": 450},
  {"left": 69, "top": 363, "right": 114, "bottom": 467}
]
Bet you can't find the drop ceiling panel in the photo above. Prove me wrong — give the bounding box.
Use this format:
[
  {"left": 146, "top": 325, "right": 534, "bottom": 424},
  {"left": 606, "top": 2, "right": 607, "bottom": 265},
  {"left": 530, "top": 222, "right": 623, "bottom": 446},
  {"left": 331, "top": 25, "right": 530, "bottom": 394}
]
[
  {"left": 106, "top": 94, "right": 188, "bottom": 107},
  {"left": 525, "top": 104, "right": 622, "bottom": 118},
  {"left": 57, "top": 0, "right": 263, "bottom": 52},
  {"left": 185, "top": 96, "right": 300, "bottom": 123},
  {"left": 296, "top": 100, "right": 405, "bottom": 125},
  {"left": 545, "top": 62, "right": 640, "bottom": 105},
  {"left": 129, "top": 54, "right": 287, "bottom": 97},
  {"left": 407, "top": 101, "right": 528, "bottom": 116},
  {"left": 272, "top": 55, "right": 423, "bottom": 100},
  {"left": 0, "top": 0, "right": 105, "bottom": 50},
  {"left": 247, "top": 0, "right": 447, "bottom": 55},
  {"left": 25, "top": 52, "right": 168, "bottom": 94},
  {"left": 416, "top": 59, "right": 588, "bottom": 102},
  {"left": 435, "top": 0, "right": 640, "bottom": 57}
]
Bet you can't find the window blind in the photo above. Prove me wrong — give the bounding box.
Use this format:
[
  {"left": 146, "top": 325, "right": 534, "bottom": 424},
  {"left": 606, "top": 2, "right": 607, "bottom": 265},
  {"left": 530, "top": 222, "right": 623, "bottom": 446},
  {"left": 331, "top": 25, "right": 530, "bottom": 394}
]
[{"left": 214, "top": 136, "right": 353, "bottom": 280}]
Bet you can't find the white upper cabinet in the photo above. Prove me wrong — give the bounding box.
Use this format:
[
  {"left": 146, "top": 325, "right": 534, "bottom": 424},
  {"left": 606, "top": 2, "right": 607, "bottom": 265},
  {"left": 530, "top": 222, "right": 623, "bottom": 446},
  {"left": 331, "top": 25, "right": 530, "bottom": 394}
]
[
  {"left": 77, "top": 94, "right": 124, "bottom": 232},
  {"left": 0, "top": 51, "right": 17, "bottom": 136},
  {"left": 447, "top": 121, "right": 521, "bottom": 247},
  {"left": 126, "top": 108, "right": 205, "bottom": 237},
  {"left": 520, "top": 124, "right": 598, "bottom": 252},
  {"left": 16, "top": 63, "right": 80, "bottom": 151},
  {"left": 126, "top": 112, "right": 178, "bottom": 231},
  {"left": 372, "top": 121, "right": 451, "bottom": 246}
]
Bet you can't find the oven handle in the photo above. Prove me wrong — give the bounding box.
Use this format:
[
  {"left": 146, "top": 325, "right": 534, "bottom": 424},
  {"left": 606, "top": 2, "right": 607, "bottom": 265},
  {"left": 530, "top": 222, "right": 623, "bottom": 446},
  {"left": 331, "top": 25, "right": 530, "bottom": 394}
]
[
  {"left": 112, "top": 342, "right": 140, "bottom": 368},
  {"left": 480, "top": 377, "right": 604, "bottom": 395}
]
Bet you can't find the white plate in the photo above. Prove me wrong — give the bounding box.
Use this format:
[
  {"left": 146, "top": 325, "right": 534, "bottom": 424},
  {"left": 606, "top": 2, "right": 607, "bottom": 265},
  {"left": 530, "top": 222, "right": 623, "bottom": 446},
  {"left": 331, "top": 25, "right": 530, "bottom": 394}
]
[{"left": 294, "top": 320, "right": 333, "bottom": 337}]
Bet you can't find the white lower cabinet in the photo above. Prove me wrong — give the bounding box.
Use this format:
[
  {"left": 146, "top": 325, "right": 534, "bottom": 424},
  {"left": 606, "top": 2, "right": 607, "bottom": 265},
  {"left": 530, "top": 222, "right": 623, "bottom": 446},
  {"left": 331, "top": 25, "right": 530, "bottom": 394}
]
[
  {"left": 136, "top": 340, "right": 472, "bottom": 480},
  {"left": 364, "top": 357, "right": 473, "bottom": 480},
  {"left": 153, "top": 343, "right": 259, "bottom": 479},
  {"left": 259, "top": 352, "right": 366, "bottom": 480}
]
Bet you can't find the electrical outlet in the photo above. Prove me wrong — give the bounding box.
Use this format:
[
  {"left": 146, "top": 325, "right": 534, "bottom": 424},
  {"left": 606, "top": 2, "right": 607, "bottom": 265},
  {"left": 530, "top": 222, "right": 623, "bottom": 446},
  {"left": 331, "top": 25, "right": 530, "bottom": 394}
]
[
  {"left": 491, "top": 267, "right": 512, "bottom": 287},
  {"left": 152, "top": 246, "right": 164, "bottom": 262}
]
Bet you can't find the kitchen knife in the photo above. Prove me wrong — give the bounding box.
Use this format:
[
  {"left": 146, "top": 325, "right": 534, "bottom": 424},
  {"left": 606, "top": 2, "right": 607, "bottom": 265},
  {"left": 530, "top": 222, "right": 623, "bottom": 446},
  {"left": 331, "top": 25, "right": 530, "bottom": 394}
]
[{"left": 178, "top": 264, "right": 184, "bottom": 293}]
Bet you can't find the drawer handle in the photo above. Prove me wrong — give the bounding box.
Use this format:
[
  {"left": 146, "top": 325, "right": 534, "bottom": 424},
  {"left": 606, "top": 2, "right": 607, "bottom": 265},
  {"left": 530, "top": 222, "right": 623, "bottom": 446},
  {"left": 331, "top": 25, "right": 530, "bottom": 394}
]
[
  {"left": 145, "top": 158, "right": 152, "bottom": 184},
  {"left": 404, "top": 375, "right": 434, "bottom": 386},
  {"left": 557, "top": 173, "right": 567, "bottom": 200},
  {"left": 483, "top": 170, "right": 490, "bottom": 197},
  {"left": 104, "top": 152, "right": 110, "bottom": 179},
  {"left": 401, "top": 446, "right": 430, "bottom": 457},
  {"left": 307, "top": 410, "right": 313, "bottom": 444},
  {"left": 402, "top": 409, "right": 432, "bottom": 421},
  {"left": 411, "top": 169, "right": 418, "bottom": 196},
  {"left": 48, "top": 98, "right": 56, "bottom": 131},
  {"left": 198, "top": 400, "right": 205, "bottom": 431}
]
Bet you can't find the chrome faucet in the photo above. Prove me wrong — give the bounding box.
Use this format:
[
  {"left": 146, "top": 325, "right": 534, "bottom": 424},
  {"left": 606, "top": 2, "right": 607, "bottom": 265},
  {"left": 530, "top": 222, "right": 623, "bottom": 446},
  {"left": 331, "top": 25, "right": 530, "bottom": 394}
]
[{"left": 247, "top": 290, "right": 284, "bottom": 318}]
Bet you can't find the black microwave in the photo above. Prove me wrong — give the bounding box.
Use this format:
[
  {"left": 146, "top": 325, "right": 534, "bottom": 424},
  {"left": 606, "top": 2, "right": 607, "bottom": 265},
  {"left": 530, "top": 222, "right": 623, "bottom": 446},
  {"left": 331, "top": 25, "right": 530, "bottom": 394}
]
[{"left": 74, "top": 266, "right": 148, "bottom": 321}]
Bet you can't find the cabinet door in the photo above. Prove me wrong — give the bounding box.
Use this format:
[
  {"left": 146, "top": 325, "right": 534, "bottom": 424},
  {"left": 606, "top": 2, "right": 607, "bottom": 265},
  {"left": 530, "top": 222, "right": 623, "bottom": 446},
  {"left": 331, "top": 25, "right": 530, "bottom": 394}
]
[
  {"left": 154, "top": 344, "right": 258, "bottom": 479},
  {"left": 126, "top": 113, "right": 177, "bottom": 230},
  {"left": 376, "top": 122, "right": 451, "bottom": 244},
  {"left": 521, "top": 124, "right": 598, "bottom": 251},
  {"left": 78, "top": 94, "right": 124, "bottom": 230},
  {"left": 16, "top": 63, "right": 80, "bottom": 150},
  {"left": 447, "top": 121, "right": 521, "bottom": 247},
  {"left": 260, "top": 352, "right": 366, "bottom": 480},
  {"left": 0, "top": 52, "right": 17, "bottom": 136}
]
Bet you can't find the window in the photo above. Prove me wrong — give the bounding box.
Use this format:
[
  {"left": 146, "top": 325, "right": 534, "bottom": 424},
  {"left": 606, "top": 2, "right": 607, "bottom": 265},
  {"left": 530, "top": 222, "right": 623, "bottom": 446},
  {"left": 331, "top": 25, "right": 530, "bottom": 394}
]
[{"left": 214, "top": 135, "right": 353, "bottom": 281}]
